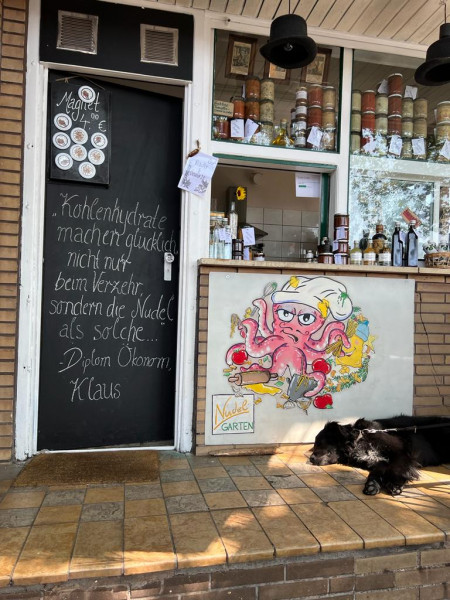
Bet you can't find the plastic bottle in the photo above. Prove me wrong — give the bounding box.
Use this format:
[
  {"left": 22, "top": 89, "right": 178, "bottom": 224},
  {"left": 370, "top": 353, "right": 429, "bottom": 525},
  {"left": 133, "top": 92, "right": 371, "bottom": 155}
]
[
  {"left": 391, "top": 222, "right": 404, "bottom": 267},
  {"left": 405, "top": 220, "right": 418, "bottom": 266}
]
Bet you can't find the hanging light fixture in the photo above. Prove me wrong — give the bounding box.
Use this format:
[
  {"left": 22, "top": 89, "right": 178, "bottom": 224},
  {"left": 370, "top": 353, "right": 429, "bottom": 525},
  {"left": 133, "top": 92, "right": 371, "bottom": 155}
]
[
  {"left": 260, "top": 0, "right": 317, "bottom": 70},
  {"left": 415, "top": 0, "right": 450, "bottom": 86}
]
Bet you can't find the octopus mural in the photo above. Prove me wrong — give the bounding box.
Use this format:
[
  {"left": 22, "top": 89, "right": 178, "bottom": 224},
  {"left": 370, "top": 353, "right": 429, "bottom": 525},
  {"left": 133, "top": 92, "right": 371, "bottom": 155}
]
[{"left": 224, "top": 275, "right": 375, "bottom": 413}]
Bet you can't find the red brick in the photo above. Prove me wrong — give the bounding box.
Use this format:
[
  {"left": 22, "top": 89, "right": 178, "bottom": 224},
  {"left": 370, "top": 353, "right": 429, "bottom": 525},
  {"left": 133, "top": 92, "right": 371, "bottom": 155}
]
[{"left": 212, "top": 565, "right": 284, "bottom": 588}]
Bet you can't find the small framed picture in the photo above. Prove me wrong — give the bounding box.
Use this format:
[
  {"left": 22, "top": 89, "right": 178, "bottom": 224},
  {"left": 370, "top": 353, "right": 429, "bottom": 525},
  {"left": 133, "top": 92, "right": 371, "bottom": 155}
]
[
  {"left": 263, "top": 61, "right": 291, "bottom": 84},
  {"left": 225, "top": 34, "right": 257, "bottom": 78},
  {"left": 301, "top": 47, "right": 332, "bottom": 84}
]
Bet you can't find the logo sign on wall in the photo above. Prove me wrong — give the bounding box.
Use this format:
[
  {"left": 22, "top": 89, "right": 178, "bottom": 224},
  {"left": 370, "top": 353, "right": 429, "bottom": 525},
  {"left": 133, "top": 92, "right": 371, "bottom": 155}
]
[
  {"left": 50, "top": 81, "right": 111, "bottom": 185},
  {"left": 212, "top": 394, "right": 254, "bottom": 435}
]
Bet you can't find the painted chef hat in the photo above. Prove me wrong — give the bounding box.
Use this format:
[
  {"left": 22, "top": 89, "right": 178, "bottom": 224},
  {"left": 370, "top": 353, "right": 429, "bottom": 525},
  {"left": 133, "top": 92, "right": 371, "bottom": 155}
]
[{"left": 271, "top": 276, "right": 353, "bottom": 321}]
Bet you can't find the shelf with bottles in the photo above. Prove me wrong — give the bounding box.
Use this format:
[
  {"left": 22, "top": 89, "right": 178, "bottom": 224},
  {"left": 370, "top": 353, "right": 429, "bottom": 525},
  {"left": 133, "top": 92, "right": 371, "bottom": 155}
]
[{"left": 350, "top": 72, "right": 450, "bottom": 164}]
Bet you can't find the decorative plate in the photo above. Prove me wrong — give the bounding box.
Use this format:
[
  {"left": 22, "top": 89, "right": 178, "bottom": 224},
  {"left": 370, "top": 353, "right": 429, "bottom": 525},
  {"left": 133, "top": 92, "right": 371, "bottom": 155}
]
[
  {"left": 70, "top": 144, "right": 88, "bottom": 161},
  {"left": 88, "top": 148, "right": 105, "bottom": 165},
  {"left": 79, "top": 162, "right": 96, "bottom": 179},
  {"left": 52, "top": 132, "right": 70, "bottom": 150},
  {"left": 54, "top": 113, "right": 72, "bottom": 131},
  {"left": 55, "top": 153, "right": 73, "bottom": 170},
  {"left": 71, "top": 128, "right": 88, "bottom": 144},
  {"left": 91, "top": 132, "right": 108, "bottom": 149},
  {"left": 78, "top": 85, "right": 96, "bottom": 103}
]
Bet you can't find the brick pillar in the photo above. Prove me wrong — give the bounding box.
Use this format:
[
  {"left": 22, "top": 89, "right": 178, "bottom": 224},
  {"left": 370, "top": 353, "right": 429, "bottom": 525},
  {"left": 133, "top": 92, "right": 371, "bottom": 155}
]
[{"left": 0, "top": 0, "right": 27, "bottom": 461}]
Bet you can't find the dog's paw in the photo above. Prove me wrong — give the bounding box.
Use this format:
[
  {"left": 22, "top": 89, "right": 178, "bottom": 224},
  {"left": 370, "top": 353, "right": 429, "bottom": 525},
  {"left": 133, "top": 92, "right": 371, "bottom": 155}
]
[
  {"left": 384, "top": 481, "right": 404, "bottom": 496},
  {"left": 363, "top": 478, "right": 381, "bottom": 495}
]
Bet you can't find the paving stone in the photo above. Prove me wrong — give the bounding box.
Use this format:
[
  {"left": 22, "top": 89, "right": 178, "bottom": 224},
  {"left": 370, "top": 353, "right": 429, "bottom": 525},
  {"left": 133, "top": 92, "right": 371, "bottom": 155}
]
[
  {"left": 312, "top": 486, "right": 358, "bottom": 502},
  {"left": 197, "top": 478, "right": 237, "bottom": 493},
  {"left": 266, "top": 474, "right": 306, "bottom": 489},
  {"left": 165, "top": 494, "right": 208, "bottom": 514},
  {"left": 160, "top": 469, "right": 195, "bottom": 483},
  {"left": 0, "top": 507, "right": 39, "bottom": 527},
  {"left": 42, "top": 489, "right": 86, "bottom": 506},
  {"left": 80, "top": 502, "right": 124, "bottom": 522},
  {"left": 224, "top": 465, "right": 261, "bottom": 477},
  {"left": 241, "top": 490, "right": 286, "bottom": 507},
  {"left": 124, "top": 484, "right": 163, "bottom": 500}
]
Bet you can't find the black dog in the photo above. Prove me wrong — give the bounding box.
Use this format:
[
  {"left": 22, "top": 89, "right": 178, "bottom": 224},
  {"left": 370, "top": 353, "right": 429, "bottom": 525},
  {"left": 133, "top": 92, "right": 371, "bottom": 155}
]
[{"left": 309, "top": 415, "right": 450, "bottom": 496}]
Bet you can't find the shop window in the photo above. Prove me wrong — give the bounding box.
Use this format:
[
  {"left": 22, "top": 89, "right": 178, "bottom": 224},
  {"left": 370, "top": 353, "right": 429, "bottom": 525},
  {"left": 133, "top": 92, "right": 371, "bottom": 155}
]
[
  {"left": 212, "top": 30, "right": 342, "bottom": 153},
  {"left": 349, "top": 50, "right": 450, "bottom": 257}
]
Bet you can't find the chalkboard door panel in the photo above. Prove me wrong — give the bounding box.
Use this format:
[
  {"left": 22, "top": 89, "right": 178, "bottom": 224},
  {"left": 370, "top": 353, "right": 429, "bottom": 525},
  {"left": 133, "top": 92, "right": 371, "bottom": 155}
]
[{"left": 38, "top": 73, "right": 182, "bottom": 450}]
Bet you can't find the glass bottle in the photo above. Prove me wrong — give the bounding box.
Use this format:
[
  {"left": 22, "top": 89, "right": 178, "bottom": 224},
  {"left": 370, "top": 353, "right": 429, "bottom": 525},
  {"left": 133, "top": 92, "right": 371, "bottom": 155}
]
[
  {"left": 391, "top": 222, "right": 404, "bottom": 267},
  {"left": 214, "top": 219, "right": 224, "bottom": 259},
  {"left": 209, "top": 216, "right": 217, "bottom": 258},
  {"left": 372, "top": 224, "right": 387, "bottom": 259},
  {"left": 223, "top": 225, "right": 232, "bottom": 259},
  {"left": 405, "top": 220, "right": 418, "bottom": 267},
  {"left": 363, "top": 234, "right": 376, "bottom": 266},
  {"left": 272, "top": 118, "right": 294, "bottom": 147},
  {"left": 228, "top": 201, "right": 238, "bottom": 240},
  {"left": 359, "top": 229, "right": 370, "bottom": 252},
  {"left": 378, "top": 241, "right": 391, "bottom": 266},
  {"left": 350, "top": 240, "right": 363, "bottom": 265}
]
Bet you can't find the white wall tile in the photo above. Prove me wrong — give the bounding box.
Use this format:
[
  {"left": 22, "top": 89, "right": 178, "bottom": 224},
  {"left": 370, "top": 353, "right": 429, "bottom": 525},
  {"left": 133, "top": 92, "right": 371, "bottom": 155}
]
[
  {"left": 301, "top": 227, "right": 319, "bottom": 243},
  {"left": 302, "top": 211, "right": 320, "bottom": 227},
  {"left": 263, "top": 224, "right": 283, "bottom": 241},
  {"left": 247, "top": 207, "right": 264, "bottom": 223},
  {"left": 264, "top": 208, "right": 283, "bottom": 225},
  {"left": 263, "top": 240, "right": 282, "bottom": 259},
  {"left": 282, "top": 226, "right": 302, "bottom": 243},
  {"left": 281, "top": 241, "right": 300, "bottom": 259},
  {"left": 283, "top": 210, "right": 302, "bottom": 227}
]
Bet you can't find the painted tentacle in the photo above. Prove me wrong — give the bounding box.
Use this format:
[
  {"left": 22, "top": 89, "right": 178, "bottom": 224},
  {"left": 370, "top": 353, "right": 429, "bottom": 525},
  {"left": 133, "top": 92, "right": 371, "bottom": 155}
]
[
  {"left": 252, "top": 298, "right": 273, "bottom": 337},
  {"left": 304, "top": 370, "right": 326, "bottom": 397},
  {"left": 240, "top": 318, "right": 285, "bottom": 357},
  {"left": 305, "top": 321, "right": 351, "bottom": 354},
  {"left": 270, "top": 345, "right": 306, "bottom": 377}
]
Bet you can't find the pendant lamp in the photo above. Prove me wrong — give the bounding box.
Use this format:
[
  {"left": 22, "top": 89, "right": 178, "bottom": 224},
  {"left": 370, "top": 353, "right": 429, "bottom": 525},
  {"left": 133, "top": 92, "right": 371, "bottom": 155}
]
[
  {"left": 415, "top": 0, "right": 450, "bottom": 86},
  {"left": 260, "top": 1, "right": 317, "bottom": 70}
]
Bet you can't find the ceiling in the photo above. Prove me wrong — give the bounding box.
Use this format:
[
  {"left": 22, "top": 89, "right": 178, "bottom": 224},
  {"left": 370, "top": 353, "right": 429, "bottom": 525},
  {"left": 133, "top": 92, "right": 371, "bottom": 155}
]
[{"left": 152, "top": 0, "right": 446, "bottom": 48}]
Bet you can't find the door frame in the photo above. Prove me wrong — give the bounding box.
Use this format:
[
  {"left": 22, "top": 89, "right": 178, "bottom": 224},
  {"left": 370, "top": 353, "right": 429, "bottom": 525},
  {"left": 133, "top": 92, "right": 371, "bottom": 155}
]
[{"left": 16, "top": 0, "right": 206, "bottom": 459}]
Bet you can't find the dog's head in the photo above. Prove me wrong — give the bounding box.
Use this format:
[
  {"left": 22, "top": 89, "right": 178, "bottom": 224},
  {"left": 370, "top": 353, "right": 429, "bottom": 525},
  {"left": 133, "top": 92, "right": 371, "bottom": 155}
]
[{"left": 309, "top": 421, "right": 356, "bottom": 466}]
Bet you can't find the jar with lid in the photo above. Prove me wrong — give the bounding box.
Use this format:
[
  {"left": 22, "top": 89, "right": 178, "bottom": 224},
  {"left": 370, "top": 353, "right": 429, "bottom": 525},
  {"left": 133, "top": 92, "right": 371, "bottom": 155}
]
[
  {"left": 375, "top": 94, "right": 388, "bottom": 115},
  {"left": 245, "top": 100, "right": 260, "bottom": 122},
  {"left": 352, "top": 90, "right": 362, "bottom": 112},
  {"left": 323, "top": 86, "right": 336, "bottom": 109},
  {"left": 361, "top": 90, "right": 376, "bottom": 112},
  {"left": 402, "top": 97, "right": 414, "bottom": 119},
  {"left": 232, "top": 96, "right": 245, "bottom": 119},
  {"left": 260, "top": 99, "right": 274, "bottom": 123},
  {"left": 245, "top": 76, "right": 260, "bottom": 99},
  {"left": 260, "top": 79, "right": 275, "bottom": 101},
  {"left": 213, "top": 116, "right": 229, "bottom": 140},
  {"left": 388, "top": 94, "right": 402, "bottom": 116},
  {"left": 308, "top": 84, "right": 323, "bottom": 106},
  {"left": 253, "top": 243, "right": 265, "bottom": 261},
  {"left": 296, "top": 87, "right": 308, "bottom": 102},
  {"left": 387, "top": 73, "right": 403, "bottom": 95}
]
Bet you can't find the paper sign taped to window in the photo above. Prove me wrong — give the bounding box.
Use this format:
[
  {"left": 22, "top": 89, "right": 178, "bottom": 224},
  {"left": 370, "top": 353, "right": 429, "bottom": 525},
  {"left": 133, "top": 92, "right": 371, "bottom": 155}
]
[
  {"left": 404, "top": 86, "right": 418, "bottom": 99},
  {"left": 242, "top": 227, "right": 255, "bottom": 247},
  {"left": 295, "top": 173, "right": 320, "bottom": 198}
]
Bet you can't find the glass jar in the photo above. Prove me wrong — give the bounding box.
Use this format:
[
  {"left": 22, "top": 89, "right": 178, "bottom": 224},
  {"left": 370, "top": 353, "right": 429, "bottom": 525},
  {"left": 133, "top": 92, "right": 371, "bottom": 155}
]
[
  {"left": 323, "top": 86, "right": 336, "bottom": 109},
  {"left": 388, "top": 94, "right": 402, "bottom": 116},
  {"left": 351, "top": 111, "right": 361, "bottom": 132},
  {"left": 387, "top": 73, "right": 403, "bottom": 95},
  {"left": 308, "top": 84, "right": 323, "bottom": 106},
  {"left": 375, "top": 94, "right": 388, "bottom": 115},
  {"left": 232, "top": 96, "right": 245, "bottom": 119},
  {"left": 260, "top": 99, "right": 274, "bottom": 123},
  {"left": 213, "top": 115, "right": 229, "bottom": 140},
  {"left": 260, "top": 79, "right": 275, "bottom": 101},
  {"left": 361, "top": 90, "right": 376, "bottom": 112},
  {"left": 245, "top": 76, "right": 261, "bottom": 100},
  {"left": 245, "top": 100, "right": 260, "bottom": 121},
  {"left": 352, "top": 89, "right": 362, "bottom": 112}
]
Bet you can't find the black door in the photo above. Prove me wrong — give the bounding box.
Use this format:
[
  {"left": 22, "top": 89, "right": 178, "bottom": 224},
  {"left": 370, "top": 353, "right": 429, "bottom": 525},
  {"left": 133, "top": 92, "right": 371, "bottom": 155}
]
[{"left": 38, "top": 73, "right": 182, "bottom": 450}]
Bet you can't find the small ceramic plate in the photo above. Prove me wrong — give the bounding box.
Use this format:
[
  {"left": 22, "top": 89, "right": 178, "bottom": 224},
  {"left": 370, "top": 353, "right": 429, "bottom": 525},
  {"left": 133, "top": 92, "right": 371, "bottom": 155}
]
[
  {"left": 53, "top": 132, "right": 70, "bottom": 150},
  {"left": 91, "top": 132, "right": 108, "bottom": 149},
  {"left": 70, "top": 144, "right": 88, "bottom": 161},
  {"left": 55, "top": 153, "right": 73, "bottom": 170},
  {"left": 79, "top": 162, "right": 96, "bottom": 179},
  {"left": 54, "top": 113, "right": 72, "bottom": 131},
  {"left": 78, "top": 85, "right": 96, "bottom": 103},
  {"left": 88, "top": 148, "right": 105, "bottom": 165},
  {"left": 71, "top": 128, "right": 88, "bottom": 144}
]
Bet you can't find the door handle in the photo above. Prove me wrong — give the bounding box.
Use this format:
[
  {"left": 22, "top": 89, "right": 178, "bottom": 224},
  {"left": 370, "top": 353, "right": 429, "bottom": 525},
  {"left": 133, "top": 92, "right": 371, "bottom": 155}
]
[{"left": 164, "top": 252, "right": 175, "bottom": 281}]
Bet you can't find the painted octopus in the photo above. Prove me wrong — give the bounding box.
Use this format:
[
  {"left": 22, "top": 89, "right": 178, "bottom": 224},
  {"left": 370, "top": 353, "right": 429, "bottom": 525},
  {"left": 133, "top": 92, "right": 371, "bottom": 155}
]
[{"left": 226, "top": 276, "right": 353, "bottom": 396}]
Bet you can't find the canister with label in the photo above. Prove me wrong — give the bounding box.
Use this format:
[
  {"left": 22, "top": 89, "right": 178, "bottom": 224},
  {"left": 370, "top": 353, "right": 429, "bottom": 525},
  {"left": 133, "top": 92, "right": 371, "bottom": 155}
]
[
  {"left": 361, "top": 90, "right": 376, "bottom": 112},
  {"left": 232, "top": 96, "right": 245, "bottom": 119},
  {"left": 323, "top": 86, "right": 336, "bottom": 109},
  {"left": 388, "top": 94, "right": 402, "bottom": 116},
  {"left": 260, "top": 99, "right": 274, "bottom": 123},
  {"left": 296, "top": 87, "right": 308, "bottom": 102},
  {"left": 413, "top": 98, "right": 428, "bottom": 119},
  {"left": 308, "top": 84, "right": 323, "bottom": 106},
  {"left": 375, "top": 94, "right": 388, "bottom": 115},
  {"left": 387, "top": 72, "right": 403, "bottom": 95},
  {"left": 245, "top": 76, "right": 260, "bottom": 100},
  {"left": 402, "top": 97, "right": 414, "bottom": 119},
  {"left": 352, "top": 89, "right": 362, "bottom": 112},
  {"left": 260, "top": 78, "right": 275, "bottom": 101}
]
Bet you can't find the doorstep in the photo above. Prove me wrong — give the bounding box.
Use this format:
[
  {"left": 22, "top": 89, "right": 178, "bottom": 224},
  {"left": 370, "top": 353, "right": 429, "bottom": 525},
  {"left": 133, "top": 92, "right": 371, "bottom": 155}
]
[{"left": 0, "top": 447, "right": 449, "bottom": 589}]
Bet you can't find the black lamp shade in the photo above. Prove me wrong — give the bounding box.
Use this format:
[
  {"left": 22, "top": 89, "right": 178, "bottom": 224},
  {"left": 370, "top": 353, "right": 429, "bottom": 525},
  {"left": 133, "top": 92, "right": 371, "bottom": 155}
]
[
  {"left": 415, "top": 23, "right": 450, "bottom": 86},
  {"left": 260, "top": 14, "right": 317, "bottom": 70}
]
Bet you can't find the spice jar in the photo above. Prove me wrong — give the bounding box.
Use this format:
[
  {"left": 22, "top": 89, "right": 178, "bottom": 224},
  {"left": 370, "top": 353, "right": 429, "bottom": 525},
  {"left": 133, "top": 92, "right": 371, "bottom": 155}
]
[
  {"left": 245, "top": 100, "right": 260, "bottom": 121},
  {"left": 308, "top": 84, "right": 323, "bottom": 106},
  {"left": 402, "top": 97, "right": 414, "bottom": 119},
  {"left": 375, "top": 94, "right": 388, "bottom": 115},
  {"left": 323, "top": 110, "right": 336, "bottom": 129},
  {"left": 413, "top": 118, "right": 427, "bottom": 138},
  {"left": 323, "top": 86, "right": 336, "bottom": 109},
  {"left": 307, "top": 106, "right": 322, "bottom": 127},
  {"left": 361, "top": 111, "right": 375, "bottom": 132},
  {"left": 413, "top": 98, "right": 428, "bottom": 119},
  {"left": 401, "top": 139, "right": 413, "bottom": 159},
  {"left": 436, "top": 122, "right": 450, "bottom": 142},
  {"left": 260, "top": 99, "right": 274, "bottom": 123},
  {"left": 387, "top": 114, "right": 402, "bottom": 135},
  {"left": 351, "top": 133, "right": 361, "bottom": 153},
  {"left": 213, "top": 115, "right": 229, "bottom": 139},
  {"left": 334, "top": 214, "right": 349, "bottom": 228},
  {"left": 260, "top": 78, "right": 275, "bottom": 101},
  {"left": 245, "top": 76, "right": 260, "bottom": 99},
  {"left": 352, "top": 89, "right": 362, "bottom": 112},
  {"left": 437, "top": 101, "right": 450, "bottom": 122},
  {"left": 232, "top": 96, "right": 245, "bottom": 119},
  {"left": 402, "top": 118, "right": 413, "bottom": 138},
  {"left": 361, "top": 90, "right": 376, "bottom": 112},
  {"left": 295, "top": 102, "right": 308, "bottom": 119},
  {"left": 388, "top": 94, "right": 402, "bottom": 116},
  {"left": 322, "top": 128, "right": 335, "bottom": 150},
  {"left": 296, "top": 86, "right": 308, "bottom": 102},
  {"left": 351, "top": 111, "right": 361, "bottom": 132},
  {"left": 387, "top": 73, "right": 403, "bottom": 95},
  {"left": 375, "top": 115, "right": 388, "bottom": 135}
]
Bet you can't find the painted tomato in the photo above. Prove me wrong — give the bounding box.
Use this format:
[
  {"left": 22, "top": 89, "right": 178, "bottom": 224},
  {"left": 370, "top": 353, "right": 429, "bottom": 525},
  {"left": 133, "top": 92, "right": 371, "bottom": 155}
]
[
  {"left": 312, "top": 358, "right": 331, "bottom": 374},
  {"left": 232, "top": 349, "right": 248, "bottom": 365},
  {"left": 313, "top": 394, "right": 333, "bottom": 409}
]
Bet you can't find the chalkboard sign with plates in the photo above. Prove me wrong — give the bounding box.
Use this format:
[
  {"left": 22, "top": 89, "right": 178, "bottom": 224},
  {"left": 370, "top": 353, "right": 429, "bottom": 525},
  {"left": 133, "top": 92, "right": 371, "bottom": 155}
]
[{"left": 50, "top": 80, "right": 111, "bottom": 185}]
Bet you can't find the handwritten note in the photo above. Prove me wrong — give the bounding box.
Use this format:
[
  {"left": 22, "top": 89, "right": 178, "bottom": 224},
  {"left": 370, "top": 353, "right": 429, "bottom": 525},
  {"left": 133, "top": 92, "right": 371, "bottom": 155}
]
[
  {"left": 439, "top": 140, "right": 450, "bottom": 160},
  {"left": 178, "top": 152, "right": 219, "bottom": 197},
  {"left": 242, "top": 227, "right": 255, "bottom": 247},
  {"left": 389, "top": 135, "right": 403, "bottom": 156},
  {"left": 412, "top": 137, "right": 426, "bottom": 156},
  {"left": 404, "top": 86, "right": 417, "bottom": 99},
  {"left": 307, "top": 126, "right": 323, "bottom": 148},
  {"left": 378, "top": 79, "right": 388, "bottom": 94}
]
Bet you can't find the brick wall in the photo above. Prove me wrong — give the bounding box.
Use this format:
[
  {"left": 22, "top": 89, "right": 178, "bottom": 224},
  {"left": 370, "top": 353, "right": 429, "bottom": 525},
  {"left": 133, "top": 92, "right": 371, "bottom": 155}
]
[
  {"left": 0, "top": 544, "right": 448, "bottom": 599},
  {"left": 0, "top": 0, "right": 27, "bottom": 462},
  {"left": 195, "top": 263, "right": 450, "bottom": 455}
]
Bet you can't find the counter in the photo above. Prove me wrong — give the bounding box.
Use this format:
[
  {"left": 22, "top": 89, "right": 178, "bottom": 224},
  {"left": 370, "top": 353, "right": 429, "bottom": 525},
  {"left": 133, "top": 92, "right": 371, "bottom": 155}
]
[{"left": 195, "top": 259, "right": 450, "bottom": 455}]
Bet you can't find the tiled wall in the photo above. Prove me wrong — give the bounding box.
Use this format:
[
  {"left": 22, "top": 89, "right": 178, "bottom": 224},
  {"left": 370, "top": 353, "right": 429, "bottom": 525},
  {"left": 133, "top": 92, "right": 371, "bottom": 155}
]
[
  {"left": 0, "top": 0, "right": 26, "bottom": 462},
  {"left": 247, "top": 207, "right": 319, "bottom": 261}
]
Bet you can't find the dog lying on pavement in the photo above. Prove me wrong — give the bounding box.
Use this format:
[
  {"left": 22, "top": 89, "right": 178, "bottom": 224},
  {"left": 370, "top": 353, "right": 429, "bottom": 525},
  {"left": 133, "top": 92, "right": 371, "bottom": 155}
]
[{"left": 309, "top": 415, "right": 450, "bottom": 496}]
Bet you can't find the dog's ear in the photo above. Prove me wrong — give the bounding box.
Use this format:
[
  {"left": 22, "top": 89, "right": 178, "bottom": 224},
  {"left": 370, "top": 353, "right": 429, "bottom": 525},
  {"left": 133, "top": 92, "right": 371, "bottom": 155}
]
[{"left": 324, "top": 422, "right": 352, "bottom": 440}]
